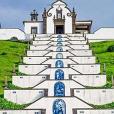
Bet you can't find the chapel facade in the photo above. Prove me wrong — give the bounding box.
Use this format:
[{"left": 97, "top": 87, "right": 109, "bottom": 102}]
[{"left": 23, "top": 0, "right": 92, "bottom": 35}]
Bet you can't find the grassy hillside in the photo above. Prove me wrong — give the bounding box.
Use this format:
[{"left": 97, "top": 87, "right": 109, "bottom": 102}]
[
  {"left": 0, "top": 41, "right": 27, "bottom": 95},
  {"left": 90, "top": 41, "right": 114, "bottom": 83}
]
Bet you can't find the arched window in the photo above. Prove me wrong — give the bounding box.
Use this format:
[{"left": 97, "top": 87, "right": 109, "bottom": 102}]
[
  {"left": 56, "top": 53, "right": 63, "bottom": 59},
  {"left": 56, "top": 42, "right": 63, "bottom": 46},
  {"left": 55, "top": 69, "right": 64, "bottom": 80},
  {"left": 54, "top": 82, "right": 65, "bottom": 97},
  {"left": 56, "top": 47, "right": 63, "bottom": 52},
  {"left": 55, "top": 60, "right": 64, "bottom": 68},
  {"left": 53, "top": 99, "right": 66, "bottom": 114},
  {"left": 56, "top": 9, "right": 62, "bottom": 19}
]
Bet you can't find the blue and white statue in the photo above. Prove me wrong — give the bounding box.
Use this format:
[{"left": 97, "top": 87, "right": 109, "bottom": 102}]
[
  {"left": 55, "top": 69, "right": 64, "bottom": 80},
  {"left": 55, "top": 60, "right": 64, "bottom": 68},
  {"left": 56, "top": 47, "right": 63, "bottom": 52},
  {"left": 56, "top": 53, "right": 63, "bottom": 59},
  {"left": 54, "top": 82, "right": 65, "bottom": 97},
  {"left": 53, "top": 99, "right": 66, "bottom": 114}
]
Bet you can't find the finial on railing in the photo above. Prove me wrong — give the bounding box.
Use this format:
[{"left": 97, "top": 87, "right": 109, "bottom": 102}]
[
  {"left": 112, "top": 75, "right": 114, "bottom": 88},
  {"left": 4, "top": 76, "right": 8, "bottom": 89},
  {"left": 13, "top": 64, "right": 16, "bottom": 76},
  {"left": 103, "top": 63, "right": 106, "bottom": 75}
]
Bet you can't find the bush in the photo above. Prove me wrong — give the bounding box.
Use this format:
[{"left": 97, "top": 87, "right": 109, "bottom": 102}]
[
  {"left": 10, "top": 37, "right": 18, "bottom": 41},
  {"left": 0, "top": 97, "right": 27, "bottom": 109},
  {"left": 0, "top": 52, "right": 7, "bottom": 55},
  {"left": 107, "top": 45, "right": 114, "bottom": 52}
]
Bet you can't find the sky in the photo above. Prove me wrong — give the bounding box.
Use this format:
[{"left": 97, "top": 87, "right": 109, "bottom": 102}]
[{"left": 0, "top": 0, "right": 114, "bottom": 32}]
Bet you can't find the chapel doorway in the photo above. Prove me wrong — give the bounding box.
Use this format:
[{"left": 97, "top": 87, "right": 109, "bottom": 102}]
[{"left": 56, "top": 25, "right": 64, "bottom": 34}]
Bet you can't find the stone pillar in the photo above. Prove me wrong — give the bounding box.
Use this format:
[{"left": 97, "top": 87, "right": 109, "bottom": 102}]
[
  {"left": 44, "top": 89, "right": 48, "bottom": 97},
  {"left": 41, "top": 109, "right": 46, "bottom": 114},
  {"left": 103, "top": 63, "right": 106, "bottom": 75},
  {"left": 72, "top": 8, "right": 76, "bottom": 34},
  {"left": 27, "top": 41, "right": 30, "bottom": 50},
  {"left": 70, "top": 89, "right": 74, "bottom": 97},
  {"left": 4, "top": 76, "right": 8, "bottom": 89},
  {"left": 12, "top": 64, "right": 16, "bottom": 76},
  {"left": 72, "top": 109, "right": 77, "bottom": 114},
  {"left": 42, "top": 8, "right": 47, "bottom": 34},
  {"left": 112, "top": 75, "right": 114, "bottom": 88},
  {"left": 20, "top": 56, "right": 23, "bottom": 63}
]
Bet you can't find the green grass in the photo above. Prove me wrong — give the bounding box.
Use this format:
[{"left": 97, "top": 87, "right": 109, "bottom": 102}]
[
  {"left": 0, "top": 41, "right": 27, "bottom": 95},
  {"left": 91, "top": 102, "right": 114, "bottom": 109},
  {"left": 0, "top": 97, "right": 27, "bottom": 109},
  {"left": 90, "top": 41, "right": 114, "bottom": 83}
]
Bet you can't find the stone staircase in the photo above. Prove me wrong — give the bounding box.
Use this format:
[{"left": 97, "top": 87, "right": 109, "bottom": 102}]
[{"left": 3, "top": 34, "right": 114, "bottom": 114}]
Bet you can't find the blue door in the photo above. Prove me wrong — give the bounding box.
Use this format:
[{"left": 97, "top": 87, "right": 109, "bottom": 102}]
[
  {"left": 53, "top": 99, "right": 66, "bottom": 114},
  {"left": 55, "top": 69, "right": 64, "bottom": 80},
  {"left": 55, "top": 60, "right": 64, "bottom": 68},
  {"left": 54, "top": 82, "right": 65, "bottom": 97}
]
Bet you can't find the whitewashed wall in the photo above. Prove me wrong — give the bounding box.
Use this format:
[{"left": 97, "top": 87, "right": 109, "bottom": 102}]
[
  {"left": 24, "top": 22, "right": 43, "bottom": 34},
  {"left": 19, "top": 65, "right": 49, "bottom": 75},
  {"left": 68, "top": 45, "right": 89, "bottom": 50},
  {"left": 34, "top": 80, "right": 84, "bottom": 96},
  {"left": 0, "top": 29, "right": 26, "bottom": 40},
  {"left": 47, "top": 1, "right": 72, "bottom": 34},
  {"left": 70, "top": 64, "right": 100, "bottom": 74},
  {"left": 72, "top": 75, "right": 106, "bottom": 87},
  {"left": 27, "top": 51, "right": 74, "bottom": 58},
  {"left": 23, "top": 57, "right": 50, "bottom": 64},
  {"left": 39, "top": 68, "right": 80, "bottom": 77},
  {"left": 0, "top": 110, "right": 41, "bottom": 114},
  {"left": 69, "top": 50, "right": 92, "bottom": 56},
  {"left": 24, "top": 58, "right": 75, "bottom": 67},
  {"left": 86, "top": 28, "right": 114, "bottom": 42},
  {"left": 67, "top": 34, "right": 83, "bottom": 37},
  {"left": 77, "top": 110, "right": 114, "bottom": 114},
  {"left": 12, "top": 75, "right": 47, "bottom": 88},
  {"left": 69, "top": 57, "right": 96, "bottom": 64},
  {"left": 69, "top": 41, "right": 87, "bottom": 45},
  {"left": 26, "top": 97, "right": 92, "bottom": 113},
  {"left": 27, "top": 50, "right": 50, "bottom": 57},
  {"left": 49, "top": 41, "right": 70, "bottom": 46},
  {"left": 30, "top": 45, "right": 51, "bottom": 50},
  {"left": 4, "top": 90, "right": 44, "bottom": 104},
  {"left": 74, "top": 89, "right": 114, "bottom": 105}
]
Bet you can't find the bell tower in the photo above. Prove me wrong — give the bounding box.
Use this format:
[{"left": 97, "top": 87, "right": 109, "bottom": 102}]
[{"left": 30, "top": 10, "right": 38, "bottom": 21}]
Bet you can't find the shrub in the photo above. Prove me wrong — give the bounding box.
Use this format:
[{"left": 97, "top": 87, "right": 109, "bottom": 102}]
[
  {"left": 10, "top": 37, "right": 18, "bottom": 41},
  {"left": 0, "top": 52, "right": 7, "bottom": 55},
  {"left": 107, "top": 45, "right": 114, "bottom": 52},
  {"left": 0, "top": 97, "right": 27, "bottom": 109}
]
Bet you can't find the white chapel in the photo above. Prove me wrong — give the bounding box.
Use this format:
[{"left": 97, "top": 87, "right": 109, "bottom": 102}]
[{"left": 23, "top": 0, "right": 92, "bottom": 35}]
